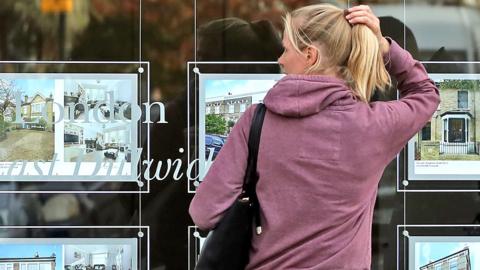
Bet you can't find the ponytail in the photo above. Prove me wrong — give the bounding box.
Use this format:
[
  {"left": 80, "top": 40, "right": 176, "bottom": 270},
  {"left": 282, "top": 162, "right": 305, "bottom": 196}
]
[
  {"left": 347, "top": 25, "right": 391, "bottom": 102},
  {"left": 285, "top": 4, "right": 391, "bottom": 102}
]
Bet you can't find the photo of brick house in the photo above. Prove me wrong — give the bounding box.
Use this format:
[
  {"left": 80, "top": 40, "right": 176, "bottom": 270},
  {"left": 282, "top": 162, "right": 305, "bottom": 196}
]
[
  {"left": 18, "top": 93, "right": 54, "bottom": 131},
  {"left": 415, "top": 79, "right": 480, "bottom": 160},
  {"left": 0, "top": 79, "right": 55, "bottom": 161}
]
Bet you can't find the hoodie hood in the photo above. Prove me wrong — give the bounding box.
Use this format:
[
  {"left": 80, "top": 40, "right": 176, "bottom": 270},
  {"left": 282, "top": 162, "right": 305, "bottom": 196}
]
[{"left": 264, "top": 74, "right": 356, "bottom": 117}]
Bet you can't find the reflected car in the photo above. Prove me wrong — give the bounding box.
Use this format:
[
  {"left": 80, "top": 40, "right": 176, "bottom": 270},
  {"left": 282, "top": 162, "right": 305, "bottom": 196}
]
[
  {"left": 205, "top": 134, "right": 225, "bottom": 159},
  {"left": 218, "top": 135, "right": 228, "bottom": 143}
]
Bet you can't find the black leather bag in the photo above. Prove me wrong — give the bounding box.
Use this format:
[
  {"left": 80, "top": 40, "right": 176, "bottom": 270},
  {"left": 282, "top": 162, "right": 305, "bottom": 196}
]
[{"left": 195, "top": 104, "right": 267, "bottom": 270}]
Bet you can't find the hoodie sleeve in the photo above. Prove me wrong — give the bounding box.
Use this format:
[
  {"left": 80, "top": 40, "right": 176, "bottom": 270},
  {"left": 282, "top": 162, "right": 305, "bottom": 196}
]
[
  {"left": 370, "top": 38, "right": 440, "bottom": 161},
  {"left": 189, "top": 105, "right": 256, "bottom": 230}
]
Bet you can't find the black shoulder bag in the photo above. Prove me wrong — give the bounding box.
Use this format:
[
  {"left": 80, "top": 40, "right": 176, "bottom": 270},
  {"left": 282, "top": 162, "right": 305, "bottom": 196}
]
[{"left": 195, "top": 103, "right": 267, "bottom": 270}]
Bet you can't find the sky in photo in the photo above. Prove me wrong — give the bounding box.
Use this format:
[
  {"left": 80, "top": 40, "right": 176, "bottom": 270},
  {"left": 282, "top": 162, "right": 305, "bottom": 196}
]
[
  {"left": 205, "top": 78, "right": 281, "bottom": 104},
  {"left": 0, "top": 244, "right": 62, "bottom": 270},
  {"left": 415, "top": 241, "right": 480, "bottom": 269},
  {"left": 12, "top": 79, "right": 55, "bottom": 99}
]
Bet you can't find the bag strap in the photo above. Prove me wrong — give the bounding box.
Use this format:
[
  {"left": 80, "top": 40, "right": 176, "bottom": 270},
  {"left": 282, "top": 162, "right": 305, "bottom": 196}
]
[
  {"left": 243, "top": 103, "right": 266, "bottom": 190},
  {"left": 242, "top": 103, "right": 266, "bottom": 234}
]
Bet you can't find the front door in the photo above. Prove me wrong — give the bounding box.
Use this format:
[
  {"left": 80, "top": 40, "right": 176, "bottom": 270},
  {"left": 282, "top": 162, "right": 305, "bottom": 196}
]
[{"left": 448, "top": 118, "right": 466, "bottom": 143}]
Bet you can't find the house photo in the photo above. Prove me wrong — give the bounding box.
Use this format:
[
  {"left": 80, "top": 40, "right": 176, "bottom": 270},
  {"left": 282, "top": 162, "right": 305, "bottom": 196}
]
[
  {"left": 419, "top": 247, "right": 471, "bottom": 270},
  {"left": 412, "top": 239, "right": 479, "bottom": 270},
  {"left": 0, "top": 244, "right": 62, "bottom": 270},
  {"left": 0, "top": 79, "right": 55, "bottom": 161},
  {"left": 414, "top": 79, "right": 480, "bottom": 161}
]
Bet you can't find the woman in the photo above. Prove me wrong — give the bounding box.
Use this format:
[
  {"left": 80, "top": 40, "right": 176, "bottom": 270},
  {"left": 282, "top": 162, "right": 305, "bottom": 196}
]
[{"left": 190, "top": 4, "right": 439, "bottom": 270}]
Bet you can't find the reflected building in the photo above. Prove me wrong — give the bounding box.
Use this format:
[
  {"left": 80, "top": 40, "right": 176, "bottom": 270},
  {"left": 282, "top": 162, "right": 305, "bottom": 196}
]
[
  {"left": 206, "top": 95, "right": 252, "bottom": 124},
  {"left": 14, "top": 93, "right": 54, "bottom": 131}
]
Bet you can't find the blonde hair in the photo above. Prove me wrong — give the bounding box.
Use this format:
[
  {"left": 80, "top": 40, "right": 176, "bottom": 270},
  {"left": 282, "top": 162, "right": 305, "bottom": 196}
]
[{"left": 283, "top": 4, "right": 391, "bottom": 102}]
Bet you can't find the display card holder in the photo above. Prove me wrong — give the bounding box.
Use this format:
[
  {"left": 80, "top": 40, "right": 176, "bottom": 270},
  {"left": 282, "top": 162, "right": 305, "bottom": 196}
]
[
  {"left": 397, "top": 224, "right": 480, "bottom": 270},
  {"left": 0, "top": 61, "right": 150, "bottom": 193},
  {"left": 186, "top": 62, "right": 283, "bottom": 193},
  {"left": 399, "top": 62, "right": 480, "bottom": 192},
  {"left": 0, "top": 226, "right": 148, "bottom": 270},
  {"left": 188, "top": 226, "right": 205, "bottom": 270}
]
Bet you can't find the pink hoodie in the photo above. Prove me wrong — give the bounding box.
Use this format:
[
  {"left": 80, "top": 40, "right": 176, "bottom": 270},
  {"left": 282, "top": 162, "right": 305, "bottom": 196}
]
[{"left": 190, "top": 39, "right": 440, "bottom": 269}]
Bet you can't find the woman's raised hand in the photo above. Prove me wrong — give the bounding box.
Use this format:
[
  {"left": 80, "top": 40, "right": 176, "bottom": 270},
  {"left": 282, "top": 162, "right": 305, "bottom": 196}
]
[{"left": 345, "top": 5, "right": 390, "bottom": 55}]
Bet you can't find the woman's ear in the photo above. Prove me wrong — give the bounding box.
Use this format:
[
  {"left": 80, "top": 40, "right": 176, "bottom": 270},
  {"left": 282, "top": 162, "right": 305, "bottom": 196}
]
[{"left": 305, "top": 46, "right": 319, "bottom": 66}]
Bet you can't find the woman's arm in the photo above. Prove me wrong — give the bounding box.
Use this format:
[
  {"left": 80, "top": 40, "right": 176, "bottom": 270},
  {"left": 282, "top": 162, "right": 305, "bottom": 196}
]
[
  {"left": 347, "top": 5, "right": 440, "bottom": 161},
  {"left": 371, "top": 37, "right": 440, "bottom": 160},
  {"left": 189, "top": 105, "right": 256, "bottom": 230}
]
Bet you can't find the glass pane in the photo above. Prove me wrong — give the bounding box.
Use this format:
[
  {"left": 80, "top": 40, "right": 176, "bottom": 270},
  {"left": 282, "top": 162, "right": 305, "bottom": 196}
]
[
  {"left": 458, "top": 91, "right": 468, "bottom": 109},
  {"left": 27, "top": 264, "right": 38, "bottom": 270},
  {"left": 38, "top": 263, "right": 50, "bottom": 270},
  {"left": 406, "top": 1, "right": 480, "bottom": 61},
  {"left": 422, "top": 122, "right": 431, "bottom": 140}
]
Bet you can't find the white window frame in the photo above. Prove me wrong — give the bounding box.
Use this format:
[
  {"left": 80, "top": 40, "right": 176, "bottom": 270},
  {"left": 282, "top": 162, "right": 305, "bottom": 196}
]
[
  {"left": 32, "top": 103, "right": 43, "bottom": 113},
  {"left": 441, "top": 114, "right": 470, "bottom": 143}
]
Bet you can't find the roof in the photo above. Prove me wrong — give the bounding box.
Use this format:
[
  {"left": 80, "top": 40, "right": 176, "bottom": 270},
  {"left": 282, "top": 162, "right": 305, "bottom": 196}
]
[
  {"left": 0, "top": 257, "right": 56, "bottom": 262},
  {"left": 22, "top": 93, "right": 53, "bottom": 105}
]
